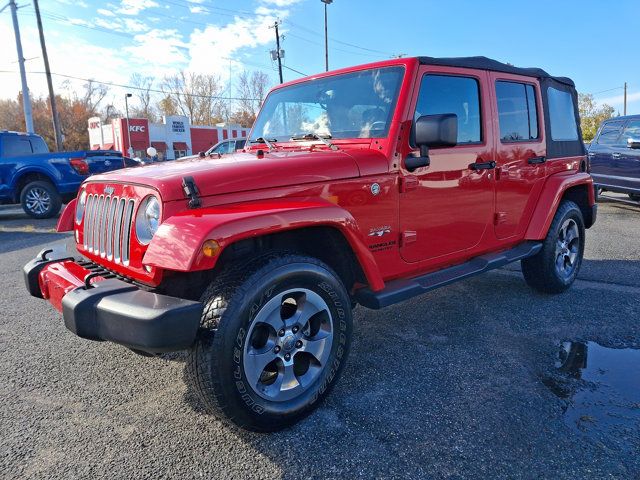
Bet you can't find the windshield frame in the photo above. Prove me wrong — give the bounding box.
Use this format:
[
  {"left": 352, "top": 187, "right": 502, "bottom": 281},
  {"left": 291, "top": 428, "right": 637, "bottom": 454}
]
[{"left": 249, "top": 65, "right": 406, "bottom": 144}]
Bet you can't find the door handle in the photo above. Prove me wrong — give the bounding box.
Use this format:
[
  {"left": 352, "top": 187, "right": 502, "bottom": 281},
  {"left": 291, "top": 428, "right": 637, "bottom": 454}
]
[
  {"left": 527, "top": 156, "right": 546, "bottom": 165},
  {"left": 469, "top": 160, "right": 496, "bottom": 171},
  {"left": 612, "top": 152, "right": 622, "bottom": 159}
]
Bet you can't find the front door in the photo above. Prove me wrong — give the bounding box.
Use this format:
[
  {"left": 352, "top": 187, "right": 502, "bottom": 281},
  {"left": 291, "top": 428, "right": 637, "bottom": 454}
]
[
  {"left": 399, "top": 67, "right": 495, "bottom": 264},
  {"left": 490, "top": 73, "right": 547, "bottom": 239}
]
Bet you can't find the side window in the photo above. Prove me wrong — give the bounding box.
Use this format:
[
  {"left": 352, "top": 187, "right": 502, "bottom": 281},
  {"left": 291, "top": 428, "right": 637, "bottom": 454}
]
[
  {"left": 30, "top": 136, "right": 49, "bottom": 154},
  {"left": 2, "top": 137, "right": 33, "bottom": 157},
  {"left": 619, "top": 120, "right": 640, "bottom": 144},
  {"left": 414, "top": 74, "right": 482, "bottom": 144},
  {"left": 212, "top": 142, "right": 228, "bottom": 154},
  {"left": 236, "top": 139, "right": 246, "bottom": 150},
  {"left": 547, "top": 87, "right": 579, "bottom": 141},
  {"left": 596, "top": 121, "right": 624, "bottom": 145},
  {"left": 496, "top": 81, "right": 539, "bottom": 142}
]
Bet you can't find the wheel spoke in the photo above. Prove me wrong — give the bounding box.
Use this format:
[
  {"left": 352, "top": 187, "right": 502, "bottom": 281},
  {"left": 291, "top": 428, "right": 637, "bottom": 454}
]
[
  {"left": 566, "top": 227, "right": 578, "bottom": 246},
  {"left": 244, "top": 348, "right": 277, "bottom": 387},
  {"left": 254, "top": 303, "right": 284, "bottom": 332},
  {"left": 275, "top": 364, "right": 300, "bottom": 393},
  {"left": 555, "top": 253, "right": 565, "bottom": 273},
  {"left": 287, "top": 296, "right": 323, "bottom": 328},
  {"left": 301, "top": 336, "right": 330, "bottom": 365}
]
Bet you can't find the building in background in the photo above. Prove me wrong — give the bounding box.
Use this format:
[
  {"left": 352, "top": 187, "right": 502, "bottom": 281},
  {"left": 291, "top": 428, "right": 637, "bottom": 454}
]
[{"left": 88, "top": 115, "right": 250, "bottom": 160}]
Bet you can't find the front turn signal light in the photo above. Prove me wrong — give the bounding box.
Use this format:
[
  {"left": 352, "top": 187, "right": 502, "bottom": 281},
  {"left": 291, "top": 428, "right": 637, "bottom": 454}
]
[{"left": 202, "top": 240, "right": 221, "bottom": 257}]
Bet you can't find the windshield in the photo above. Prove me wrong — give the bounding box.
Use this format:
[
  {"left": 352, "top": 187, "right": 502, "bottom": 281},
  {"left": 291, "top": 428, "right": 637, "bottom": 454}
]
[{"left": 251, "top": 66, "right": 404, "bottom": 142}]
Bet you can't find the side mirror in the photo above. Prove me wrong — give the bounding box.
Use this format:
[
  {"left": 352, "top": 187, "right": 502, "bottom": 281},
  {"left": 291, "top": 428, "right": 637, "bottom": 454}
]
[
  {"left": 627, "top": 138, "right": 640, "bottom": 149},
  {"left": 405, "top": 114, "right": 458, "bottom": 172}
]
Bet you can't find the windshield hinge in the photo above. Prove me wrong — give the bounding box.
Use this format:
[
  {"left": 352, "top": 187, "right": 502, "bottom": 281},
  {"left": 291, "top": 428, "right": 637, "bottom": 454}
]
[{"left": 182, "top": 176, "right": 202, "bottom": 209}]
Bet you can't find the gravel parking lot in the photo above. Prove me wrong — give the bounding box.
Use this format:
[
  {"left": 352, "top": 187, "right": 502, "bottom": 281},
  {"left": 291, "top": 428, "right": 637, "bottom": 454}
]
[{"left": 1, "top": 195, "right": 639, "bottom": 479}]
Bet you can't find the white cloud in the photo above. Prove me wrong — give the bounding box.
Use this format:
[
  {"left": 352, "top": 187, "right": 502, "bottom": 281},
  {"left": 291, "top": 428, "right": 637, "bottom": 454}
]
[
  {"left": 55, "top": 0, "right": 89, "bottom": 6},
  {"left": 189, "top": 6, "right": 209, "bottom": 14},
  {"left": 598, "top": 91, "right": 640, "bottom": 109},
  {"left": 124, "top": 29, "right": 188, "bottom": 70},
  {"left": 261, "top": 0, "right": 303, "bottom": 6},
  {"left": 116, "top": 0, "right": 159, "bottom": 16},
  {"left": 97, "top": 8, "right": 116, "bottom": 17}
]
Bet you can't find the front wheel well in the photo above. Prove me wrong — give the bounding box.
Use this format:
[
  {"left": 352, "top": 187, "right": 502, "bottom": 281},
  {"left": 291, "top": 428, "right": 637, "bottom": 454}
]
[
  {"left": 216, "top": 227, "right": 367, "bottom": 294},
  {"left": 561, "top": 184, "right": 595, "bottom": 228}
]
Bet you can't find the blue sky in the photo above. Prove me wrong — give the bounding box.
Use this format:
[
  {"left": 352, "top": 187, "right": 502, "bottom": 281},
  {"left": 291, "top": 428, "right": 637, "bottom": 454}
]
[{"left": 0, "top": 0, "right": 638, "bottom": 116}]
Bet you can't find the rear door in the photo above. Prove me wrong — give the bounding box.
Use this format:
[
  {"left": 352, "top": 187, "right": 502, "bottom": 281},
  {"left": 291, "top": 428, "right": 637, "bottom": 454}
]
[
  {"left": 399, "top": 67, "right": 495, "bottom": 263},
  {"left": 490, "top": 73, "right": 546, "bottom": 239},
  {"left": 617, "top": 119, "right": 640, "bottom": 191},
  {"left": 589, "top": 120, "right": 626, "bottom": 187}
]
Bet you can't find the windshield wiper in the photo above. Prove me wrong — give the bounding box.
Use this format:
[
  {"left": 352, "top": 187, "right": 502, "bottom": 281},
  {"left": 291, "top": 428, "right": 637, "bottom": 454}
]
[
  {"left": 290, "top": 133, "right": 338, "bottom": 151},
  {"left": 250, "top": 137, "right": 277, "bottom": 151}
]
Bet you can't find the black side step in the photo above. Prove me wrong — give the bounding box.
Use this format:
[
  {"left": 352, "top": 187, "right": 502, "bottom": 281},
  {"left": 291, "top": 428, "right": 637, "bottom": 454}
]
[{"left": 355, "top": 241, "right": 542, "bottom": 310}]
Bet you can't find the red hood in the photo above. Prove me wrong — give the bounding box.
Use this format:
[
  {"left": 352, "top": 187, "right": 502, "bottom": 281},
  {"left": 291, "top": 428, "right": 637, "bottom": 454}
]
[{"left": 85, "top": 149, "right": 364, "bottom": 202}]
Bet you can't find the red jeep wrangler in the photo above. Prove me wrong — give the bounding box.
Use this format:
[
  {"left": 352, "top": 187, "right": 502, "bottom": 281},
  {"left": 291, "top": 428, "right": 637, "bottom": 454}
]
[{"left": 24, "top": 57, "right": 596, "bottom": 431}]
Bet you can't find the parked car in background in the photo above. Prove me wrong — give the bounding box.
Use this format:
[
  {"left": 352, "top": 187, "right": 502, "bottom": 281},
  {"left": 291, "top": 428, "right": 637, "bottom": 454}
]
[
  {"left": 0, "top": 131, "right": 126, "bottom": 218},
  {"left": 182, "top": 138, "right": 248, "bottom": 161},
  {"left": 587, "top": 115, "right": 640, "bottom": 201}
]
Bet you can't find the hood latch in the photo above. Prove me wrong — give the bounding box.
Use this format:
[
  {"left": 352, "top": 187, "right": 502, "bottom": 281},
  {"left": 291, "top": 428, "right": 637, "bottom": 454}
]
[{"left": 182, "top": 176, "right": 202, "bottom": 209}]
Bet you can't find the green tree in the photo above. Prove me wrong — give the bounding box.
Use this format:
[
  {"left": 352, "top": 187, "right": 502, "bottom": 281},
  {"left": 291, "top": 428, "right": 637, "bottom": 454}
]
[{"left": 579, "top": 93, "right": 615, "bottom": 142}]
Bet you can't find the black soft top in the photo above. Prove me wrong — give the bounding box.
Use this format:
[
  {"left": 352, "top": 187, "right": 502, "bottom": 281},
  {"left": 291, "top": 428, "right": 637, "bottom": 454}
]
[{"left": 418, "top": 56, "right": 575, "bottom": 87}]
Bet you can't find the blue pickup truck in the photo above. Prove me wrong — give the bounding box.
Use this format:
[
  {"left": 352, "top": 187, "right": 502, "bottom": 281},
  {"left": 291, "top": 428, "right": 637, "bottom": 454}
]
[
  {"left": 0, "top": 131, "right": 125, "bottom": 218},
  {"left": 588, "top": 115, "right": 640, "bottom": 202}
]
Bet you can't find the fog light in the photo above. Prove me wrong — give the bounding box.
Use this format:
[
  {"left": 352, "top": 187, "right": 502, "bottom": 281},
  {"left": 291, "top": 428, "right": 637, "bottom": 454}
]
[
  {"left": 144, "top": 265, "right": 153, "bottom": 273},
  {"left": 202, "top": 240, "right": 221, "bottom": 257}
]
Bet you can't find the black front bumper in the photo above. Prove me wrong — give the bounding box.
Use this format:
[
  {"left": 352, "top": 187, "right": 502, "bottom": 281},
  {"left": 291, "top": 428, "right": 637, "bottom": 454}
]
[{"left": 24, "top": 249, "right": 203, "bottom": 354}]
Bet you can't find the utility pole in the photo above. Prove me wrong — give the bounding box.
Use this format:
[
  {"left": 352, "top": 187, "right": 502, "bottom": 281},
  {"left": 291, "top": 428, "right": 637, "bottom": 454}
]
[
  {"left": 624, "top": 82, "right": 627, "bottom": 116},
  {"left": 274, "top": 21, "right": 283, "bottom": 84},
  {"left": 33, "top": 0, "right": 63, "bottom": 150},
  {"left": 5, "top": 0, "right": 34, "bottom": 133},
  {"left": 321, "top": 0, "right": 333, "bottom": 72},
  {"left": 124, "top": 93, "right": 133, "bottom": 157}
]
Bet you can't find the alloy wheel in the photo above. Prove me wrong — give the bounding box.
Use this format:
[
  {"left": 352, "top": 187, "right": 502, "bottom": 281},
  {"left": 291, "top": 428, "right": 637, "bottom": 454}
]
[
  {"left": 243, "top": 288, "right": 333, "bottom": 402},
  {"left": 25, "top": 187, "right": 51, "bottom": 215},
  {"left": 555, "top": 218, "right": 580, "bottom": 279}
]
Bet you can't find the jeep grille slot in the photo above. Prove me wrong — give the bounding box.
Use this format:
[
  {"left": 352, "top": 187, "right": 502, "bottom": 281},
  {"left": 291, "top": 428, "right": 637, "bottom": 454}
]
[
  {"left": 83, "top": 194, "right": 136, "bottom": 265},
  {"left": 121, "top": 199, "right": 135, "bottom": 265}
]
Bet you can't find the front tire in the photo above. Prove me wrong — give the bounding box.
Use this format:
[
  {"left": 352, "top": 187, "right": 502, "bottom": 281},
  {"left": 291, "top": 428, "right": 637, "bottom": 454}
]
[
  {"left": 186, "top": 253, "right": 353, "bottom": 431},
  {"left": 20, "top": 181, "right": 61, "bottom": 219},
  {"left": 521, "top": 200, "right": 585, "bottom": 294}
]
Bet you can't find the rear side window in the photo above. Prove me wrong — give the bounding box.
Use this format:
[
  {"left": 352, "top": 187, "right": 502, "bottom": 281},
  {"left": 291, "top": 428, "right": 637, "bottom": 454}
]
[
  {"left": 547, "top": 87, "right": 579, "bottom": 141},
  {"left": 414, "top": 74, "right": 482, "bottom": 144},
  {"left": 2, "top": 137, "right": 33, "bottom": 157},
  {"left": 619, "top": 120, "right": 640, "bottom": 144},
  {"left": 236, "top": 139, "right": 246, "bottom": 150},
  {"left": 496, "top": 81, "right": 539, "bottom": 142},
  {"left": 596, "top": 121, "right": 625, "bottom": 145},
  {"left": 30, "top": 136, "right": 49, "bottom": 153}
]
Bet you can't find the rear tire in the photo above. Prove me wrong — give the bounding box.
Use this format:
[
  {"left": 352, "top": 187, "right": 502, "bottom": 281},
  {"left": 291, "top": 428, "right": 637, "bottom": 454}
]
[
  {"left": 20, "top": 181, "right": 61, "bottom": 219},
  {"left": 521, "top": 200, "right": 585, "bottom": 294},
  {"left": 186, "top": 252, "right": 353, "bottom": 431}
]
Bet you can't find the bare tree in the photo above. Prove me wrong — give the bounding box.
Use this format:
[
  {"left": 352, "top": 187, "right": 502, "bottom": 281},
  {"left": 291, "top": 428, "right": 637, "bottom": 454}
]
[
  {"left": 158, "top": 71, "right": 226, "bottom": 125},
  {"left": 81, "top": 80, "right": 108, "bottom": 114},
  {"left": 230, "top": 70, "right": 270, "bottom": 126},
  {"left": 129, "top": 73, "right": 157, "bottom": 121}
]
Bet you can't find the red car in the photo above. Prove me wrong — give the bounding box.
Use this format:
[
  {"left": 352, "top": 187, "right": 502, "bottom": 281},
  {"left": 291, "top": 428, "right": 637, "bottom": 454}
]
[{"left": 25, "top": 56, "right": 595, "bottom": 431}]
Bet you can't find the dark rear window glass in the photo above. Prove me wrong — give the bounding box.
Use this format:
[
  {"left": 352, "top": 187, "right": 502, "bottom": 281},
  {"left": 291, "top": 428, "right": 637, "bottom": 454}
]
[
  {"left": 414, "top": 74, "right": 482, "bottom": 144},
  {"left": 30, "top": 136, "right": 49, "bottom": 153},
  {"left": 547, "top": 87, "right": 579, "bottom": 141},
  {"left": 2, "top": 137, "right": 33, "bottom": 157},
  {"left": 496, "top": 81, "right": 539, "bottom": 142}
]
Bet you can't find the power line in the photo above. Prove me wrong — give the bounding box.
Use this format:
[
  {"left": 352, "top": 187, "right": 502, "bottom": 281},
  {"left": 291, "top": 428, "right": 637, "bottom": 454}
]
[{"left": 0, "top": 70, "right": 262, "bottom": 100}]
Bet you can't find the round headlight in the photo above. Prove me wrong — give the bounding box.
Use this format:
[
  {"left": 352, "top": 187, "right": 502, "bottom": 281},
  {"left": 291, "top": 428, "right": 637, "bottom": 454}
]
[
  {"left": 75, "top": 189, "right": 87, "bottom": 224},
  {"left": 135, "top": 196, "right": 161, "bottom": 245}
]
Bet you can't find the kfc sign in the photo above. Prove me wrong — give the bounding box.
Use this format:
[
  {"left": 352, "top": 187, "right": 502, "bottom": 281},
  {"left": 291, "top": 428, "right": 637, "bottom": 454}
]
[
  {"left": 130, "top": 125, "right": 146, "bottom": 132},
  {"left": 89, "top": 121, "right": 101, "bottom": 129}
]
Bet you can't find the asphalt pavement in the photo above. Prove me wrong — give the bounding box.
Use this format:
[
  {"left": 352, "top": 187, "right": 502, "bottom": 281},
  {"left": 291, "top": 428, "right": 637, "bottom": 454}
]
[{"left": 1, "top": 195, "right": 639, "bottom": 479}]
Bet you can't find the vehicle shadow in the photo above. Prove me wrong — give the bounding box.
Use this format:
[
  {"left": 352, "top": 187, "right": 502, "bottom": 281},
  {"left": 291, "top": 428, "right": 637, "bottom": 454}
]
[{"left": 180, "top": 259, "right": 640, "bottom": 477}]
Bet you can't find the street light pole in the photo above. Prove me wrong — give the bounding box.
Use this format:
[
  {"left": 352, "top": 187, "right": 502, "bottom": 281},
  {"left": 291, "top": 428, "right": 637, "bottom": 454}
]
[
  {"left": 124, "top": 93, "right": 133, "bottom": 157},
  {"left": 321, "top": 0, "right": 332, "bottom": 72}
]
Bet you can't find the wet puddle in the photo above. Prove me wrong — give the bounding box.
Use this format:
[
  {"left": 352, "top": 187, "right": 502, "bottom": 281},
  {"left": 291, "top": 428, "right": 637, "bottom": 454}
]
[{"left": 545, "top": 342, "right": 640, "bottom": 447}]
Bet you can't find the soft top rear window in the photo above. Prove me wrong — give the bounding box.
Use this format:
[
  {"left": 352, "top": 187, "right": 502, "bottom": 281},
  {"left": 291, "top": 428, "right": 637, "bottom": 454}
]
[{"left": 547, "top": 87, "right": 579, "bottom": 141}]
